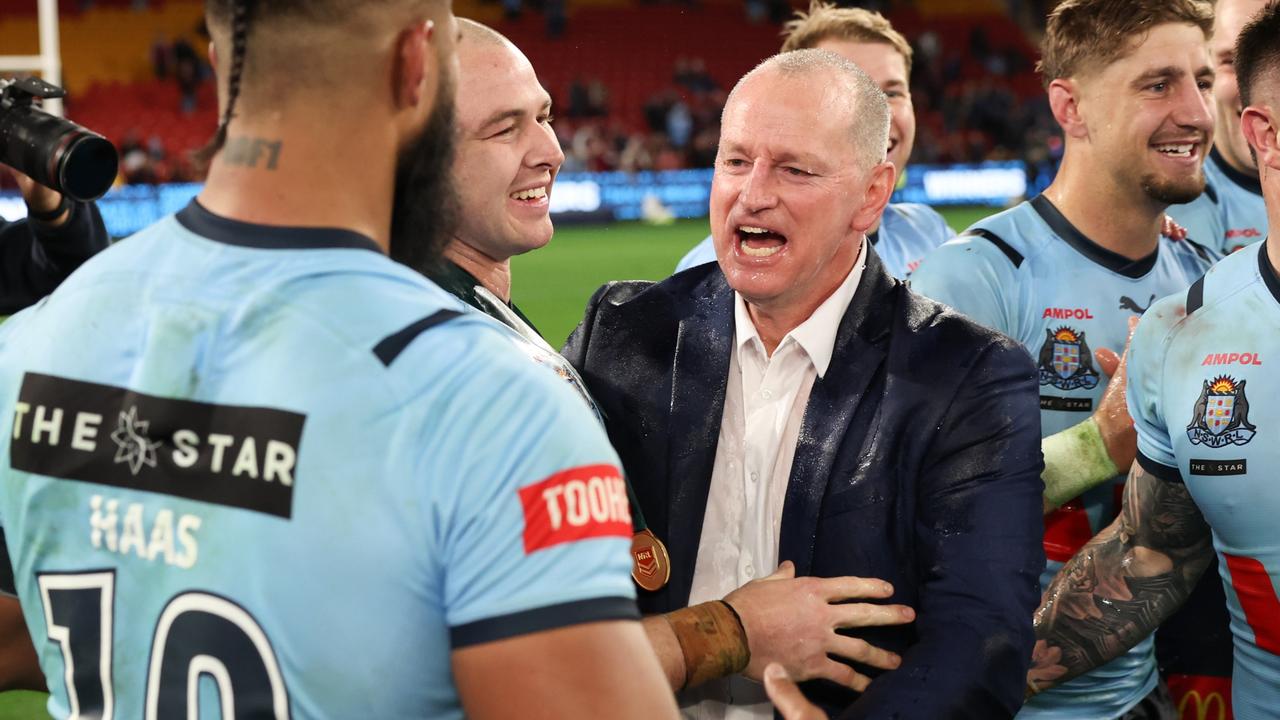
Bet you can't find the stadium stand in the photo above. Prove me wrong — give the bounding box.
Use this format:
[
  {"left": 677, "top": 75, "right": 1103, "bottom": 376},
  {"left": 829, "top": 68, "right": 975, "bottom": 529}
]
[{"left": 0, "top": 0, "right": 1057, "bottom": 183}]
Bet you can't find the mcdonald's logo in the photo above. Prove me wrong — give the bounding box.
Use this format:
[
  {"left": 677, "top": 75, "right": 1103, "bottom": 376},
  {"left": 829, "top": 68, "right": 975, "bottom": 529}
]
[{"left": 1178, "top": 689, "right": 1229, "bottom": 720}]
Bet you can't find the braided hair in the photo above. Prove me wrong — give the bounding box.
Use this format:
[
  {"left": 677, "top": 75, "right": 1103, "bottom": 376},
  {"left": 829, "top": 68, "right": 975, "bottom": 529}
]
[{"left": 194, "top": 0, "right": 254, "bottom": 168}]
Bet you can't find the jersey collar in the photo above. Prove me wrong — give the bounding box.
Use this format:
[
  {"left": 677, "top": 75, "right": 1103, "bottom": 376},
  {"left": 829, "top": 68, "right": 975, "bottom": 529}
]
[
  {"left": 1030, "top": 194, "right": 1158, "bottom": 279},
  {"left": 1260, "top": 240, "right": 1280, "bottom": 306},
  {"left": 1210, "top": 147, "right": 1264, "bottom": 197},
  {"left": 176, "top": 200, "right": 383, "bottom": 253}
]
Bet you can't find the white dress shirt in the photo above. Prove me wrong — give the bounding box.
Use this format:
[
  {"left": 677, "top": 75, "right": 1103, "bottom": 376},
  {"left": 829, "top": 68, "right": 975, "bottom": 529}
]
[{"left": 679, "top": 246, "right": 867, "bottom": 720}]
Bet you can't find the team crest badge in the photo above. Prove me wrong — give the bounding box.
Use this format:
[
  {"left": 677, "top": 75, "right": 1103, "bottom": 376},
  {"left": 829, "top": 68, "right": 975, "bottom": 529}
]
[
  {"left": 1037, "top": 327, "right": 1099, "bottom": 390},
  {"left": 1187, "top": 375, "right": 1257, "bottom": 448}
]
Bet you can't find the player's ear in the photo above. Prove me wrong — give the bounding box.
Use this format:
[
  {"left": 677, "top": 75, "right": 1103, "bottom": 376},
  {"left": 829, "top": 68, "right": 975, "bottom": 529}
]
[
  {"left": 392, "top": 20, "right": 432, "bottom": 110},
  {"left": 1240, "top": 105, "right": 1280, "bottom": 172},
  {"left": 1048, "top": 78, "right": 1087, "bottom": 140},
  {"left": 208, "top": 41, "right": 218, "bottom": 70},
  {"left": 850, "top": 160, "right": 895, "bottom": 234}
]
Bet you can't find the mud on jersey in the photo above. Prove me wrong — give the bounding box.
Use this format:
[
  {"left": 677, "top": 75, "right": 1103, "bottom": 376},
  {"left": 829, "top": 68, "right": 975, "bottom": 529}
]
[
  {"left": 0, "top": 201, "right": 638, "bottom": 719},
  {"left": 1130, "top": 241, "right": 1280, "bottom": 720}
]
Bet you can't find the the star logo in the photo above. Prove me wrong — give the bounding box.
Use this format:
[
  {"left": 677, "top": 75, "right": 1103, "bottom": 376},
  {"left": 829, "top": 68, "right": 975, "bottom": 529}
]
[{"left": 110, "top": 406, "right": 161, "bottom": 475}]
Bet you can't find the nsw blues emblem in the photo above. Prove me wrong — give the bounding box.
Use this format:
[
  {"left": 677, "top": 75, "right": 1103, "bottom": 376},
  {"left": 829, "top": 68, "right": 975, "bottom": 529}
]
[
  {"left": 1187, "top": 375, "right": 1257, "bottom": 448},
  {"left": 1037, "top": 326, "right": 1099, "bottom": 390}
]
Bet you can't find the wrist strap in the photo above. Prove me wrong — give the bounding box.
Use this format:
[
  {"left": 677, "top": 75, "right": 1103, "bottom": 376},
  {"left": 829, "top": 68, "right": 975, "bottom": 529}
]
[
  {"left": 1041, "top": 416, "right": 1119, "bottom": 509},
  {"left": 664, "top": 600, "right": 750, "bottom": 690},
  {"left": 27, "top": 195, "right": 70, "bottom": 223}
]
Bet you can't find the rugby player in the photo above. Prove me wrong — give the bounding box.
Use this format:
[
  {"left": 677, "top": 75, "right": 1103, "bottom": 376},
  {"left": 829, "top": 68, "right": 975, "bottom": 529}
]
[
  {"left": 1032, "top": 6, "right": 1280, "bottom": 717},
  {"left": 0, "top": 1, "right": 678, "bottom": 717},
  {"left": 911, "top": 1, "right": 1219, "bottom": 717},
  {"left": 675, "top": 2, "right": 954, "bottom": 279},
  {"left": 444, "top": 19, "right": 920, "bottom": 696},
  {"left": 1168, "top": 0, "right": 1270, "bottom": 255}
]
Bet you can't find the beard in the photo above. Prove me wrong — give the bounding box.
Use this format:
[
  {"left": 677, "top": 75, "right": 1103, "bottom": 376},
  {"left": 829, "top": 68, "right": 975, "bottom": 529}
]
[
  {"left": 1139, "top": 170, "right": 1206, "bottom": 206},
  {"left": 389, "top": 70, "right": 459, "bottom": 276}
]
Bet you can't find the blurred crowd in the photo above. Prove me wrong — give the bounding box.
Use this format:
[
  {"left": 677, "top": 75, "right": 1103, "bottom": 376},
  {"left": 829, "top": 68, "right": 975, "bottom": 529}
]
[{"left": 106, "top": 0, "right": 1064, "bottom": 185}]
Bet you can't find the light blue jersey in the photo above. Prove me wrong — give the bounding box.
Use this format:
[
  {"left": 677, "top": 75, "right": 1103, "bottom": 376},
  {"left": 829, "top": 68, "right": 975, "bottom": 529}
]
[
  {"left": 1130, "top": 241, "right": 1280, "bottom": 720},
  {"left": 1168, "top": 148, "right": 1268, "bottom": 255},
  {"left": 911, "top": 195, "right": 1217, "bottom": 719},
  {"left": 0, "top": 201, "right": 637, "bottom": 719},
  {"left": 673, "top": 202, "right": 954, "bottom": 278}
]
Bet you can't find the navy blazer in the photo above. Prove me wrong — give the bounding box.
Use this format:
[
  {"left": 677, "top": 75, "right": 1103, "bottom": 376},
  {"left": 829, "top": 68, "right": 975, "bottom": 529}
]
[{"left": 562, "top": 249, "right": 1046, "bottom": 719}]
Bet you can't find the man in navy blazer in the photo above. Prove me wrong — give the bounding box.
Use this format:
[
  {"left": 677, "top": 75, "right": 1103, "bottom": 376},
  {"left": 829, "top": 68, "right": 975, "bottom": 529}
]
[{"left": 563, "top": 50, "right": 1046, "bottom": 719}]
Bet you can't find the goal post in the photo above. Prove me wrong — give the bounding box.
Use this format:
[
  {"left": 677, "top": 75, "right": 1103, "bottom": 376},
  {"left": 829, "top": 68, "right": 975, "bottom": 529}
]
[{"left": 0, "top": 0, "right": 63, "bottom": 116}]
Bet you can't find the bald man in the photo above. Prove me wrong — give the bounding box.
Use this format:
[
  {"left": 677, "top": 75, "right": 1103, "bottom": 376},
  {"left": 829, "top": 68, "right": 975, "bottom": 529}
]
[{"left": 564, "top": 49, "right": 1045, "bottom": 719}]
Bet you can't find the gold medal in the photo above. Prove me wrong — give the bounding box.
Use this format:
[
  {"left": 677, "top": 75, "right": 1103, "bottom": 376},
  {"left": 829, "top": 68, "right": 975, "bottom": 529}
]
[{"left": 631, "top": 529, "right": 671, "bottom": 591}]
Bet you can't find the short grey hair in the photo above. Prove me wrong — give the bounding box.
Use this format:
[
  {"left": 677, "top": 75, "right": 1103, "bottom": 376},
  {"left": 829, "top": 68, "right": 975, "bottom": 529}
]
[{"left": 727, "top": 48, "right": 890, "bottom": 169}]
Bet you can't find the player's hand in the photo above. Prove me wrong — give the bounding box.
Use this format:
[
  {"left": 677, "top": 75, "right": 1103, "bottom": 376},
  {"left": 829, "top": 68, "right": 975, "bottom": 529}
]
[
  {"left": 1091, "top": 316, "right": 1139, "bottom": 472},
  {"left": 1160, "top": 214, "right": 1188, "bottom": 242},
  {"left": 765, "top": 664, "right": 829, "bottom": 720},
  {"left": 5, "top": 166, "right": 67, "bottom": 226},
  {"left": 723, "top": 561, "right": 913, "bottom": 691}
]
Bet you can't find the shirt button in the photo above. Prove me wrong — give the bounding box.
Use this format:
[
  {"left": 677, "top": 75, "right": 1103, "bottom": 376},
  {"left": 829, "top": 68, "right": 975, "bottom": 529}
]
[
  {"left": 749, "top": 471, "right": 759, "bottom": 483},
  {"left": 761, "top": 389, "right": 773, "bottom": 400},
  {"left": 743, "top": 563, "right": 755, "bottom": 579}
]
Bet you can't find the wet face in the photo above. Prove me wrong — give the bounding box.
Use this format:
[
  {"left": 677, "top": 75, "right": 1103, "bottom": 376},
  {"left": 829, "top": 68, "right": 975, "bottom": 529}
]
[
  {"left": 710, "top": 69, "right": 875, "bottom": 313},
  {"left": 1212, "top": 0, "right": 1269, "bottom": 173},
  {"left": 450, "top": 39, "right": 563, "bottom": 262},
  {"left": 1077, "top": 22, "right": 1214, "bottom": 206},
  {"left": 814, "top": 38, "right": 915, "bottom": 172}
]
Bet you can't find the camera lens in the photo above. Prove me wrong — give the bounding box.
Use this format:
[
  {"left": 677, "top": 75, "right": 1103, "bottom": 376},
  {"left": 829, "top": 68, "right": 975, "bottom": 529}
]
[
  {"left": 0, "top": 103, "right": 119, "bottom": 202},
  {"left": 57, "top": 132, "right": 118, "bottom": 202}
]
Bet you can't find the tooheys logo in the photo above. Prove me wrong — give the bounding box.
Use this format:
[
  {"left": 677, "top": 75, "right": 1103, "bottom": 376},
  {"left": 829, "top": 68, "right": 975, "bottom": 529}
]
[
  {"left": 519, "top": 464, "right": 632, "bottom": 553},
  {"left": 10, "top": 372, "right": 304, "bottom": 518}
]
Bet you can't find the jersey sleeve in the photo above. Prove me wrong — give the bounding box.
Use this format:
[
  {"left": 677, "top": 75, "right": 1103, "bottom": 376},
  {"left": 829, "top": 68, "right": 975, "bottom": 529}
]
[
  {"left": 1128, "top": 297, "right": 1182, "bottom": 482},
  {"left": 674, "top": 235, "right": 716, "bottom": 274},
  {"left": 910, "top": 234, "right": 1023, "bottom": 337},
  {"left": 408, "top": 328, "right": 638, "bottom": 648}
]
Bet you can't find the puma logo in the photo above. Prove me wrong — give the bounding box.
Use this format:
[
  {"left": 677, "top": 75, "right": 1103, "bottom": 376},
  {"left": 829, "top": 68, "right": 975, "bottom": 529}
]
[{"left": 1119, "top": 294, "right": 1157, "bottom": 314}]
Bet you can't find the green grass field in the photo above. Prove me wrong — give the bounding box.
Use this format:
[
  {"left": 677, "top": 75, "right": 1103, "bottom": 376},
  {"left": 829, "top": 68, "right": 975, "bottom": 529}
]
[
  {"left": 512, "top": 205, "right": 997, "bottom": 348},
  {"left": 0, "top": 205, "right": 995, "bottom": 718}
]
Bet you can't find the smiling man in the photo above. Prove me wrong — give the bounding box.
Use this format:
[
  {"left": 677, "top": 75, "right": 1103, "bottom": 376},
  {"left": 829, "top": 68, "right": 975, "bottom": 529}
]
[
  {"left": 1168, "top": 0, "right": 1270, "bottom": 255},
  {"left": 675, "top": 2, "right": 953, "bottom": 279},
  {"left": 911, "top": 1, "right": 1220, "bottom": 718},
  {"left": 565, "top": 49, "right": 1045, "bottom": 719},
  {"left": 425, "top": 19, "right": 562, "bottom": 334}
]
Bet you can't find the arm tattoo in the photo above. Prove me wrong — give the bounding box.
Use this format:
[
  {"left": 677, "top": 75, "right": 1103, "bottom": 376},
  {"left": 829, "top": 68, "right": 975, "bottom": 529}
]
[
  {"left": 222, "top": 137, "right": 283, "bottom": 170},
  {"left": 1028, "top": 464, "right": 1214, "bottom": 693}
]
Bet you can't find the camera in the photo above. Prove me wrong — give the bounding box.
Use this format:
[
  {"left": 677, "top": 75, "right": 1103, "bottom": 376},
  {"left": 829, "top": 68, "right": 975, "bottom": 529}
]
[{"left": 0, "top": 76, "right": 118, "bottom": 202}]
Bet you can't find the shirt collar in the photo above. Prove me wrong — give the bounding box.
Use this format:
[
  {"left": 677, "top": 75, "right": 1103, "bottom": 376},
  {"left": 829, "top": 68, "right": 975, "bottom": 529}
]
[{"left": 733, "top": 242, "right": 866, "bottom": 378}]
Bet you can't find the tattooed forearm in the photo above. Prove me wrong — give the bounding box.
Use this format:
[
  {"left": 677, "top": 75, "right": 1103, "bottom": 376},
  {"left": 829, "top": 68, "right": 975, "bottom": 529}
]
[
  {"left": 222, "top": 137, "right": 283, "bottom": 170},
  {"left": 1027, "top": 463, "right": 1214, "bottom": 694}
]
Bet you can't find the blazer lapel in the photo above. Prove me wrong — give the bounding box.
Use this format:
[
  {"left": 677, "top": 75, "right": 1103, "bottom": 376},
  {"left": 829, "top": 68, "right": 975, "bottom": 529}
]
[
  {"left": 779, "top": 249, "right": 897, "bottom": 574},
  {"left": 664, "top": 271, "right": 735, "bottom": 607}
]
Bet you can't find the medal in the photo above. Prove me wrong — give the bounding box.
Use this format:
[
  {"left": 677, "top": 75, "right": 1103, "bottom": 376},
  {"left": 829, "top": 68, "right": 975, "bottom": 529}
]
[{"left": 631, "top": 529, "right": 671, "bottom": 591}]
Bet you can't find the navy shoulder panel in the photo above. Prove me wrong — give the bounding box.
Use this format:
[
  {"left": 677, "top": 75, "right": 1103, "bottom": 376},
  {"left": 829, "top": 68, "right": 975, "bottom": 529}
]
[
  {"left": 374, "top": 309, "right": 464, "bottom": 366},
  {"left": 1186, "top": 275, "right": 1207, "bottom": 316},
  {"left": 961, "top": 228, "right": 1025, "bottom": 268}
]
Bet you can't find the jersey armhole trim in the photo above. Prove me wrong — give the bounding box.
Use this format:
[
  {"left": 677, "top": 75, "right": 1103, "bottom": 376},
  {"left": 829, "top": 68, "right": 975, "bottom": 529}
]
[
  {"left": 449, "top": 596, "right": 639, "bottom": 649},
  {"left": 960, "top": 228, "right": 1024, "bottom": 268},
  {"left": 1136, "top": 451, "right": 1183, "bottom": 484},
  {"left": 373, "top": 309, "right": 464, "bottom": 366},
  {"left": 1186, "top": 275, "right": 1207, "bottom": 315}
]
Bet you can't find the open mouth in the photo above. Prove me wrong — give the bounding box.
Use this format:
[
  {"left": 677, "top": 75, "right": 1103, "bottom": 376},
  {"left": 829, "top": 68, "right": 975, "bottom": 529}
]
[
  {"left": 736, "top": 225, "right": 787, "bottom": 258},
  {"left": 510, "top": 186, "right": 549, "bottom": 203},
  {"left": 1152, "top": 142, "right": 1199, "bottom": 160}
]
